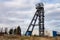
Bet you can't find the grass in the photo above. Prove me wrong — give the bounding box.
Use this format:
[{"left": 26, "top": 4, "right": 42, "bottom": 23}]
[{"left": 0, "top": 35, "right": 60, "bottom": 40}]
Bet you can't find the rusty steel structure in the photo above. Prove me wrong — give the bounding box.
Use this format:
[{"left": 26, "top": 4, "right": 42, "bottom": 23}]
[{"left": 25, "top": 3, "right": 44, "bottom": 36}]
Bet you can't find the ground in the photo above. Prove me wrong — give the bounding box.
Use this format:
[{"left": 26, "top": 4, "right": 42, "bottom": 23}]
[{"left": 0, "top": 35, "right": 60, "bottom": 40}]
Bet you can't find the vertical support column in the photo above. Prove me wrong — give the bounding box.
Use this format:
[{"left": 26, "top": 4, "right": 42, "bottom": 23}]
[{"left": 37, "top": 6, "right": 44, "bottom": 36}]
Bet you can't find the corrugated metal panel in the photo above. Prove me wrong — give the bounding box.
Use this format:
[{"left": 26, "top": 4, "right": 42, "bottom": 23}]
[
  {"left": 44, "top": 30, "right": 53, "bottom": 37},
  {"left": 53, "top": 31, "right": 57, "bottom": 37}
]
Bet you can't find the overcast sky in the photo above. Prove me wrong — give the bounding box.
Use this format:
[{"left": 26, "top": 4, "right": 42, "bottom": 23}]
[{"left": 0, "top": 0, "right": 60, "bottom": 34}]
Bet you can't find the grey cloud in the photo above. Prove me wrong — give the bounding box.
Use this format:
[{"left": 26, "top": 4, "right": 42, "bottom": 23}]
[
  {"left": 3, "top": 7, "right": 33, "bottom": 11},
  {"left": 0, "top": 0, "right": 60, "bottom": 33},
  {"left": 44, "top": 3, "right": 60, "bottom": 31},
  {"left": 0, "top": 0, "right": 12, "bottom": 2},
  {"left": 45, "top": 10, "right": 60, "bottom": 21}
]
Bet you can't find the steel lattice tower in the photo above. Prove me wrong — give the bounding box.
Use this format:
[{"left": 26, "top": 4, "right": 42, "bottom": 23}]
[{"left": 25, "top": 3, "right": 44, "bottom": 36}]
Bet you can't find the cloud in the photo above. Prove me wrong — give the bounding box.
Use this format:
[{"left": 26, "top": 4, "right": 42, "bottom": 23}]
[
  {"left": 45, "top": 3, "right": 60, "bottom": 14},
  {"left": 44, "top": 3, "right": 60, "bottom": 31},
  {"left": 0, "top": 0, "right": 60, "bottom": 33},
  {"left": 0, "top": 0, "right": 37, "bottom": 33}
]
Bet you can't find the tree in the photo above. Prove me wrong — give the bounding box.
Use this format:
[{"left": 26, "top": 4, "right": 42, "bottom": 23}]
[
  {"left": 9, "top": 29, "right": 13, "bottom": 34},
  {"left": 14, "top": 28, "right": 16, "bottom": 34},
  {"left": 16, "top": 26, "right": 21, "bottom": 35},
  {"left": 5, "top": 28, "right": 7, "bottom": 34}
]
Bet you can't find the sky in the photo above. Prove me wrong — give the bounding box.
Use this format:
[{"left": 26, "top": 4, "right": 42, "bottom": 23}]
[{"left": 0, "top": 0, "right": 60, "bottom": 34}]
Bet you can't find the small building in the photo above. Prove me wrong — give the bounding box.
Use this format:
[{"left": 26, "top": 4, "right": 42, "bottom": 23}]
[
  {"left": 45, "top": 30, "right": 53, "bottom": 37},
  {"left": 45, "top": 30, "right": 57, "bottom": 37}
]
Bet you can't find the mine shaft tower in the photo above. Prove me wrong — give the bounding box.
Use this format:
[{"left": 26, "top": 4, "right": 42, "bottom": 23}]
[{"left": 25, "top": 3, "right": 44, "bottom": 36}]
